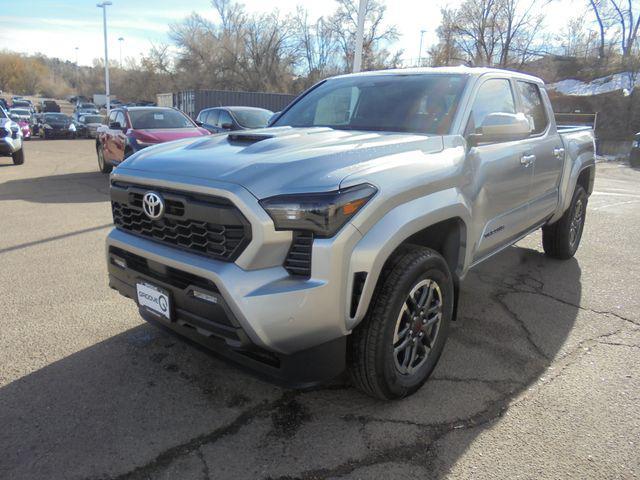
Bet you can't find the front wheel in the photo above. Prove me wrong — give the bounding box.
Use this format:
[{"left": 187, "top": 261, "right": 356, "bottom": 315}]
[
  {"left": 97, "top": 145, "right": 112, "bottom": 174},
  {"left": 542, "top": 185, "right": 588, "bottom": 259},
  {"left": 348, "top": 247, "right": 454, "bottom": 400},
  {"left": 12, "top": 148, "right": 24, "bottom": 165}
]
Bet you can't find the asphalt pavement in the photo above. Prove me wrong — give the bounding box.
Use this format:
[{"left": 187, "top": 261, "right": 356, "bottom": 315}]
[{"left": 0, "top": 138, "right": 638, "bottom": 479}]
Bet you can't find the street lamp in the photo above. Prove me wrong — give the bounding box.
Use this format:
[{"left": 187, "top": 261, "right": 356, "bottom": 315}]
[
  {"left": 118, "top": 37, "right": 124, "bottom": 69},
  {"left": 418, "top": 30, "right": 427, "bottom": 67},
  {"left": 97, "top": 1, "right": 112, "bottom": 115}
]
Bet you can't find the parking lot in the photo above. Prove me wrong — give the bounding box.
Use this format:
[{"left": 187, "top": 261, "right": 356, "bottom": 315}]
[{"left": 0, "top": 138, "right": 638, "bottom": 479}]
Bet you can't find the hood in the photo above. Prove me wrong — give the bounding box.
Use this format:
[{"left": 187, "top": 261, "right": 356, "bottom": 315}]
[
  {"left": 120, "top": 127, "right": 445, "bottom": 198},
  {"left": 132, "top": 128, "right": 208, "bottom": 144}
]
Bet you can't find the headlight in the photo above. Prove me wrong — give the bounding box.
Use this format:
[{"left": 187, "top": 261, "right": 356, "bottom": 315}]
[
  {"left": 69, "top": 124, "right": 76, "bottom": 131},
  {"left": 259, "top": 184, "right": 377, "bottom": 237}
]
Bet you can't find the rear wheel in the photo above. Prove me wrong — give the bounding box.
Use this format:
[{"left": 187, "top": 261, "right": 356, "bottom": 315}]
[
  {"left": 12, "top": 148, "right": 24, "bottom": 165},
  {"left": 348, "top": 247, "right": 453, "bottom": 400},
  {"left": 97, "top": 145, "right": 112, "bottom": 174},
  {"left": 542, "top": 185, "right": 588, "bottom": 259}
]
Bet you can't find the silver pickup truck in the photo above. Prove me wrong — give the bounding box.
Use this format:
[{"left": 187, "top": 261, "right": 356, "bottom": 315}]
[{"left": 106, "top": 67, "right": 595, "bottom": 399}]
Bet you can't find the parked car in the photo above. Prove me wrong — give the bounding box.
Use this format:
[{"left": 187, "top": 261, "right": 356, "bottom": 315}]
[
  {"left": 74, "top": 102, "right": 99, "bottom": 115},
  {"left": 37, "top": 100, "right": 61, "bottom": 113},
  {"left": 0, "top": 107, "right": 24, "bottom": 164},
  {"left": 37, "top": 112, "right": 77, "bottom": 139},
  {"left": 630, "top": 132, "right": 640, "bottom": 167},
  {"left": 9, "top": 108, "right": 32, "bottom": 122},
  {"left": 76, "top": 114, "right": 105, "bottom": 138},
  {"left": 9, "top": 110, "right": 32, "bottom": 140},
  {"left": 105, "top": 67, "right": 595, "bottom": 399},
  {"left": 196, "top": 106, "right": 273, "bottom": 133},
  {"left": 11, "top": 99, "right": 31, "bottom": 110},
  {"left": 95, "top": 106, "right": 209, "bottom": 172}
]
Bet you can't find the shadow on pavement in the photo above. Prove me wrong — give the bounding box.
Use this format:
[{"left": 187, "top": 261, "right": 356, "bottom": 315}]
[
  {"left": 0, "top": 246, "right": 582, "bottom": 479},
  {"left": 0, "top": 171, "right": 109, "bottom": 203}
]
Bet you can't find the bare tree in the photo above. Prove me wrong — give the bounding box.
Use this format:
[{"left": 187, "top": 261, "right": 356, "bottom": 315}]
[{"left": 609, "top": 0, "right": 640, "bottom": 56}]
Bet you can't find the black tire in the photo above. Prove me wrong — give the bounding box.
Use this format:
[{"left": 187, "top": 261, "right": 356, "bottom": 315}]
[
  {"left": 348, "top": 246, "right": 454, "bottom": 400},
  {"left": 12, "top": 148, "right": 24, "bottom": 165},
  {"left": 542, "top": 185, "right": 588, "bottom": 259},
  {"left": 97, "top": 144, "right": 112, "bottom": 174}
]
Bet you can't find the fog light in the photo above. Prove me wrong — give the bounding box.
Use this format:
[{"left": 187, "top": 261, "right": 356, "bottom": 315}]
[
  {"left": 191, "top": 289, "right": 218, "bottom": 304},
  {"left": 112, "top": 256, "right": 127, "bottom": 269}
]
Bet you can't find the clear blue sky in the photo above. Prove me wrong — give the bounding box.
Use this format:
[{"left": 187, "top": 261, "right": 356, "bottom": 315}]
[{"left": 1, "top": 0, "right": 580, "bottom": 66}]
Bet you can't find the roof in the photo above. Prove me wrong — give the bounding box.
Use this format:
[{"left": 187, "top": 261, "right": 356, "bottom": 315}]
[
  {"left": 200, "top": 106, "right": 273, "bottom": 112},
  {"left": 334, "top": 66, "right": 544, "bottom": 84}
]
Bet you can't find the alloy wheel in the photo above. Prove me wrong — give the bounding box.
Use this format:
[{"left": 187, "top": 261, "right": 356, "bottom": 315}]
[{"left": 392, "top": 278, "right": 443, "bottom": 376}]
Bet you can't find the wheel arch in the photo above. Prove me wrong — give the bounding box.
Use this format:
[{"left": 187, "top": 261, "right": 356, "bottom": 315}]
[{"left": 346, "top": 188, "right": 471, "bottom": 331}]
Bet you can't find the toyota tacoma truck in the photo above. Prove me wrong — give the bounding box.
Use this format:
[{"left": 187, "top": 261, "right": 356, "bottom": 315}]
[{"left": 106, "top": 67, "right": 595, "bottom": 399}]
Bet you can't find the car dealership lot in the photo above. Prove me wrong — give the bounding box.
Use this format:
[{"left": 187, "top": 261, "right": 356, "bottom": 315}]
[{"left": 0, "top": 139, "right": 638, "bottom": 479}]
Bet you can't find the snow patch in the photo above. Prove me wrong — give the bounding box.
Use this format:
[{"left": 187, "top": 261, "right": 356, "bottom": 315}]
[{"left": 548, "top": 72, "right": 640, "bottom": 96}]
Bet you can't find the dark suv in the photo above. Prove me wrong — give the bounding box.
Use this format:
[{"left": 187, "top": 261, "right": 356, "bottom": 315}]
[{"left": 196, "top": 106, "right": 273, "bottom": 133}]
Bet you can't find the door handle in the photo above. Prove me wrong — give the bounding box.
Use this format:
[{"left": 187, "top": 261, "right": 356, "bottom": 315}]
[
  {"left": 520, "top": 154, "right": 536, "bottom": 167},
  {"left": 553, "top": 147, "right": 565, "bottom": 158}
]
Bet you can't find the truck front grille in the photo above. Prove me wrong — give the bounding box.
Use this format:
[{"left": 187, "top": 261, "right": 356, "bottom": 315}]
[{"left": 110, "top": 182, "right": 251, "bottom": 262}]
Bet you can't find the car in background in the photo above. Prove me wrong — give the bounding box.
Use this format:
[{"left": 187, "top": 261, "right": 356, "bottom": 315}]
[
  {"left": 37, "top": 100, "right": 61, "bottom": 113},
  {"left": 9, "top": 109, "right": 32, "bottom": 140},
  {"left": 195, "top": 106, "right": 273, "bottom": 133},
  {"left": 37, "top": 112, "right": 77, "bottom": 139},
  {"left": 9, "top": 108, "right": 32, "bottom": 122},
  {"left": 11, "top": 99, "right": 32, "bottom": 111},
  {"left": 95, "top": 106, "right": 209, "bottom": 173},
  {"left": 74, "top": 102, "right": 99, "bottom": 115},
  {"left": 0, "top": 107, "right": 24, "bottom": 164},
  {"left": 76, "top": 114, "right": 104, "bottom": 138}
]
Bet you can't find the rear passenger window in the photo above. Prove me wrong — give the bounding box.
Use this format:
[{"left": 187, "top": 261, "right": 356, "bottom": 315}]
[
  {"left": 517, "top": 81, "right": 548, "bottom": 134},
  {"left": 467, "top": 79, "right": 516, "bottom": 134}
]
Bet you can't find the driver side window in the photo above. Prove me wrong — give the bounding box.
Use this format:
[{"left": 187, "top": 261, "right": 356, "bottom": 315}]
[{"left": 466, "top": 79, "right": 516, "bottom": 135}]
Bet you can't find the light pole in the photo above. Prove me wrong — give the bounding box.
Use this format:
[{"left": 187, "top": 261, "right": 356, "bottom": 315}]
[
  {"left": 353, "top": 0, "right": 368, "bottom": 72},
  {"left": 118, "top": 36, "right": 124, "bottom": 69},
  {"left": 417, "top": 30, "right": 426, "bottom": 67},
  {"left": 97, "top": 1, "right": 112, "bottom": 115}
]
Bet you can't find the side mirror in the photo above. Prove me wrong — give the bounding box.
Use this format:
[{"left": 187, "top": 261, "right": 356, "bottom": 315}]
[
  {"left": 109, "top": 121, "right": 125, "bottom": 131},
  {"left": 468, "top": 112, "right": 531, "bottom": 146},
  {"left": 195, "top": 120, "right": 203, "bottom": 127},
  {"left": 220, "top": 122, "right": 234, "bottom": 130}
]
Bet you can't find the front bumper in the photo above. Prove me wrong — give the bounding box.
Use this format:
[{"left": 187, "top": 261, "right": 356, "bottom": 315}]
[
  {"left": 107, "top": 238, "right": 346, "bottom": 386},
  {"left": 0, "top": 135, "right": 22, "bottom": 155}
]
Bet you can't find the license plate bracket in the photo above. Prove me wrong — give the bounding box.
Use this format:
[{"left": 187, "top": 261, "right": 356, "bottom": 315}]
[{"left": 136, "top": 281, "right": 172, "bottom": 321}]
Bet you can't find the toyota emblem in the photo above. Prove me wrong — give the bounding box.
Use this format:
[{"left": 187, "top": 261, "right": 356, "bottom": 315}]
[{"left": 142, "top": 192, "right": 165, "bottom": 220}]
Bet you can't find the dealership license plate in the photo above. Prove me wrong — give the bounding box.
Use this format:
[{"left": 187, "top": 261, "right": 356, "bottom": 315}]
[{"left": 136, "top": 282, "right": 172, "bottom": 321}]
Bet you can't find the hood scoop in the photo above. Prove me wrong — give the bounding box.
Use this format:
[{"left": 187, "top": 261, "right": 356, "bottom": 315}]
[{"left": 227, "top": 132, "right": 275, "bottom": 144}]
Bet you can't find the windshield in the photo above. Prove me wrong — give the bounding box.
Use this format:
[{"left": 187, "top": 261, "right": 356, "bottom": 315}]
[
  {"left": 11, "top": 109, "right": 30, "bottom": 116},
  {"left": 44, "top": 113, "right": 69, "bottom": 122},
  {"left": 274, "top": 74, "right": 468, "bottom": 134},
  {"left": 80, "top": 103, "right": 96, "bottom": 109},
  {"left": 83, "top": 115, "right": 104, "bottom": 123},
  {"left": 0, "top": 109, "right": 6, "bottom": 119},
  {"left": 128, "top": 109, "right": 194, "bottom": 129},
  {"left": 12, "top": 101, "right": 30, "bottom": 108},
  {"left": 233, "top": 108, "right": 273, "bottom": 128}
]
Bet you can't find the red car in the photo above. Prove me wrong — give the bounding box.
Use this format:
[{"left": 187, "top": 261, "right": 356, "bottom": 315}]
[{"left": 96, "top": 106, "right": 210, "bottom": 173}]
